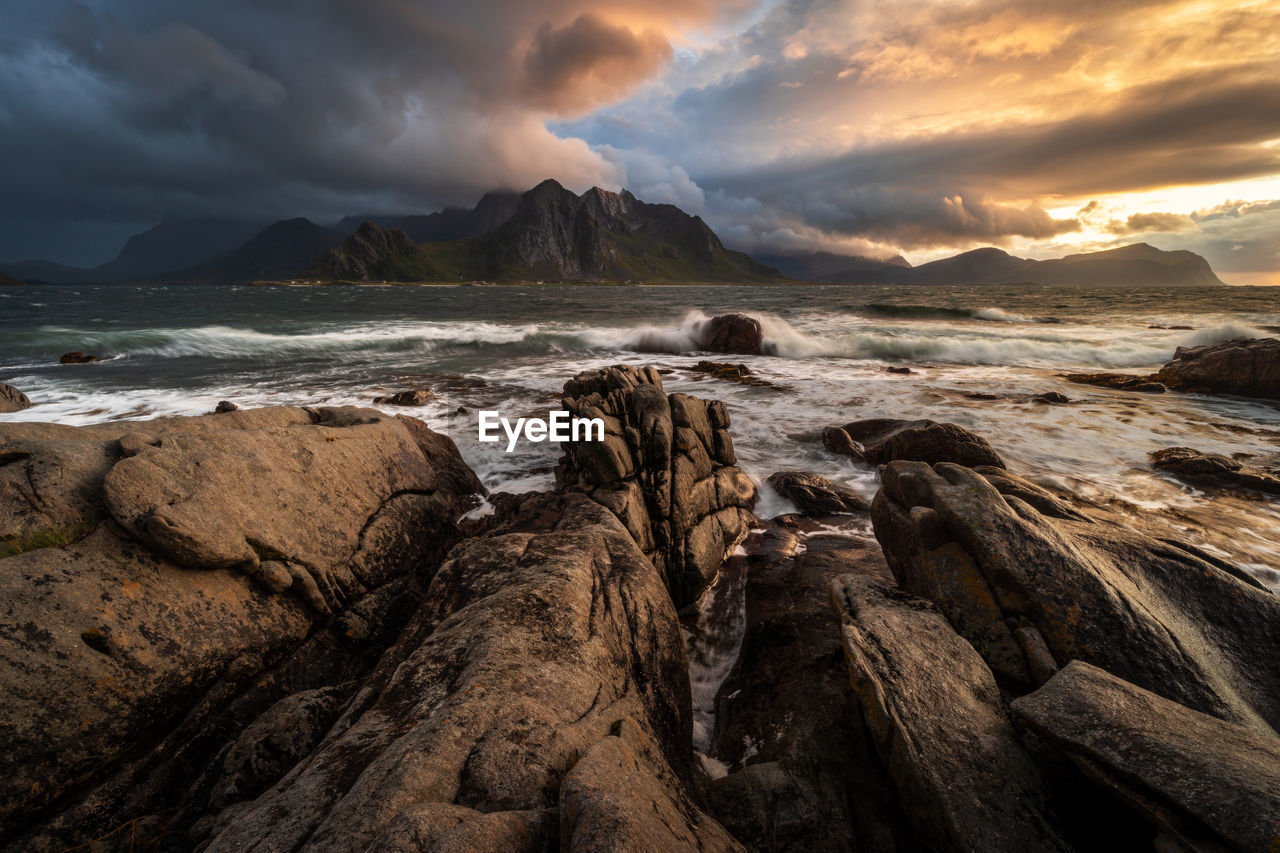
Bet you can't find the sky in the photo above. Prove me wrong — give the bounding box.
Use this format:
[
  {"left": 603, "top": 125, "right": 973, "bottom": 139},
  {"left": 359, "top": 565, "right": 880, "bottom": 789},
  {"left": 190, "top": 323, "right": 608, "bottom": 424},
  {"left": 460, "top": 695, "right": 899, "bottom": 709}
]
[{"left": 1, "top": 0, "right": 1278, "bottom": 282}]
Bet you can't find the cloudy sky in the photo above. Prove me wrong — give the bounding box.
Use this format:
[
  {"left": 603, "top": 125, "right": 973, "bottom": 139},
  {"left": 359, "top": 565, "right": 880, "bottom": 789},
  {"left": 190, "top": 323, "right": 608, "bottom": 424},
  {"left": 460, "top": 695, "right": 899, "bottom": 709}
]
[{"left": 2, "top": 0, "right": 1278, "bottom": 282}]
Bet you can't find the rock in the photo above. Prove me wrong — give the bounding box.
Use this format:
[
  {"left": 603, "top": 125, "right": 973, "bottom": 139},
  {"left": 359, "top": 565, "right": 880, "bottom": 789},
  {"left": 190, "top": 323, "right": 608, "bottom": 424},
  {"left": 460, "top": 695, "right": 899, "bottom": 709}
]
[
  {"left": 0, "top": 407, "right": 480, "bottom": 851},
  {"left": 562, "top": 717, "right": 743, "bottom": 852},
  {"left": 58, "top": 351, "right": 100, "bottom": 364},
  {"left": 1061, "top": 372, "right": 1166, "bottom": 392},
  {"left": 830, "top": 575, "right": 1071, "bottom": 852},
  {"left": 707, "top": 531, "right": 906, "bottom": 851},
  {"left": 1151, "top": 446, "right": 1280, "bottom": 495},
  {"left": 373, "top": 388, "right": 435, "bottom": 406},
  {"left": 884, "top": 366, "right": 913, "bottom": 374},
  {"left": 698, "top": 314, "right": 768, "bottom": 355},
  {"left": 1153, "top": 336, "right": 1280, "bottom": 399},
  {"left": 558, "top": 365, "right": 756, "bottom": 606},
  {"left": 821, "top": 426, "right": 865, "bottom": 462},
  {"left": 963, "top": 391, "right": 1002, "bottom": 400},
  {"left": 766, "top": 471, "right": 867, "bottom": 516},
  {"left": 839, "top": 418, "right": 1006, "bottom": 469},
  {"left": 214, "top": 400, "right": 239, "bottom": 413},
  {"left": 1033, "top": 392, "right": 1070, "bottom": 404},
  {"left": 0, "top": 383, "right": 31, "bottom": 413},
  {"left": 201, "top": 494, "right": 728, "bottom": 852},
  {"left": 871, "top": 460, "right": 1280, "bottom": 732},
  {"left": 1012, "top": 661, "right": 1280, "bottom": 853},
  {"left": 690, "top": 360, "right": 780, "bottom": 388}
]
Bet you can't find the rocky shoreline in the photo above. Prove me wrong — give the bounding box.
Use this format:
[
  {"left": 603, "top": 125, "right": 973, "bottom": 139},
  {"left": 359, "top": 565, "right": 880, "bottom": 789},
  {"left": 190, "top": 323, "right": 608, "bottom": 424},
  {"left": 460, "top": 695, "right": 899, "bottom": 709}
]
[{"left": 2, "top": 336, "right": 1279, "bottom": 851}]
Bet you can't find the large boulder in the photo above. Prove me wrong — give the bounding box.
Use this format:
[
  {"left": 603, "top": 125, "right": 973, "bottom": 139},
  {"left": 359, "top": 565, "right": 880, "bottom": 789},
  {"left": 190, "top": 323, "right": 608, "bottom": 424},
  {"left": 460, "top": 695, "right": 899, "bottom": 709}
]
[
  {"left": 697, "top": 314, "right": 769, "bottom": 355},
  {"left": 558, "top": 365, "right": 756, "bottom": 606},
  {"left": 1151, "top": 446, "right": 1280, "bottom": 495},
  {"left": 0, "top": 407, "right": 481, "bottom": 851},
  {"left": 871, "top": 460, "right": 1280, "bottom": 733},
  {"left": 830, "top": 575, "right": 1070, "bottom": 852},
  {"left": 828, "top": 418, "right": 1006, "bottom": 469},
  {"left": 1013, "top": 661, "right": 1280, "bottom": 853},
  {"left": 1153, "top": 336, "right": 1280, "bottom": 399},
  {"left": 0, "top": 383, "right": 30, "bottom": 413},
  {"left": 201, "top": 494, "right": 739, "bottom": 852}
]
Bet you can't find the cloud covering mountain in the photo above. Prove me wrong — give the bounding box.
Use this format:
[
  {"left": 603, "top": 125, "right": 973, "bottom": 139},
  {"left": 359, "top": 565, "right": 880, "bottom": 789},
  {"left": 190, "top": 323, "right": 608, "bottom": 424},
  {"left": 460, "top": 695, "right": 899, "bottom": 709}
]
[{"left": 1, "top": 0, "right": 1277, "bottom": 280}]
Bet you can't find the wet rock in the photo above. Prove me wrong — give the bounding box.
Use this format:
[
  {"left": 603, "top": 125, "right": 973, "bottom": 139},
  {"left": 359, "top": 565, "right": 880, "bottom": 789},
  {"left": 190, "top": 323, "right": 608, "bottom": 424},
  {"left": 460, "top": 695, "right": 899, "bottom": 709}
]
[
  {"left": 0, "top": 407, "right": 480, "bottom": 850},
  {"left": 1153, "top": 336, "right": 1280, "bottom": 399},
  {"left": 1151, "top": 446, "right": 1280, "bottom": 495},
  {"left": 690, "top": 360, "right": 781, "bottom": 388},
  {"left": 0, "top": 383, "right": 30, "bottom": 413},
  {"left": 963, "top": 391, "right": 1002, "bottom": 401},
  {"left": 1013, "top": 661, "right": 1280, "bottom": 853},
  {"left": 213, "top": 400, "right": 239, "bottom": 413},
  {"left": 698, "top": 313, "right": 768, "bottom": 355},
  {"left": 373, "top": 388, "right": 435, "bottom": 406},
  {"left": 1033, "top": 392, "right": 1070, "bottom": 404},
  {"left": 1061, "top": 372, "right": 1165, "bottom": 392},
  {"left": 884, "top": 366, "right": 913, "bottom": 374},
  {"left": 821, "top": 426, "right": 865, "bottom": 462},
  {"left": 559, "top": 365, "right": 756, "bottom": 606},
  {"left": 839, "top": 418, "right": 1006, "bottom": 469},
  {"left": 766, "top": 471, "right": 867, "bottom": 516},
  {"left": 830, "top": 575, "right": 1071, "bottom": 852},
  {"left": 871, "top": 460, "right": 1280, "bottom": 732},
  {"left": 709, "top": 532, "right": 905, "bottom": 852},
  {"left": 58, "top": 351, "right": 101, "bottom": 364},
  {"left": 202, "top": 495, "right": 726, "bottom": 852}
]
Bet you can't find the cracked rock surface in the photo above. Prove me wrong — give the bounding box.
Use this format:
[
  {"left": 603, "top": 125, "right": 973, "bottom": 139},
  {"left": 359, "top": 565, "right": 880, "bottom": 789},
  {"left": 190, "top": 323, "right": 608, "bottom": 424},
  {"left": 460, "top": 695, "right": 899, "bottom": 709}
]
[
  {"left": 871, "top": 460, "right": 1280, "bottom": 734},
  {"left": 0, "top": 407, "right": 480, "bottom": 851}
]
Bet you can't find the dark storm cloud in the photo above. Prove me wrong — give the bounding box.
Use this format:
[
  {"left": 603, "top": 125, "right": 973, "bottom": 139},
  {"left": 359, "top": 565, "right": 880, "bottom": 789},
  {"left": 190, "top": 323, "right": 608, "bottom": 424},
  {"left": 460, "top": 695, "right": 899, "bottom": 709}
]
[
  {"left": 522, "top": 14, "right": 672, "bottom": 117},
  {"left": 0, "top": 0, "right": 695, "bottom": 263}
]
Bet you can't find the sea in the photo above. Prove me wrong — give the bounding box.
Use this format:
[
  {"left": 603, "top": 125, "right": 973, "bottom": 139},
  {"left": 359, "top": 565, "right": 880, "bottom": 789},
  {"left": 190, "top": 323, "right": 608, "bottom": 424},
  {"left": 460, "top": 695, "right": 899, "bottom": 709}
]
[
  {"left": 3, "top": 282, "right": 1278, "bottom": 578},
  {"left": 6, "top": 281, "right": 1279, "bottom": 759}
]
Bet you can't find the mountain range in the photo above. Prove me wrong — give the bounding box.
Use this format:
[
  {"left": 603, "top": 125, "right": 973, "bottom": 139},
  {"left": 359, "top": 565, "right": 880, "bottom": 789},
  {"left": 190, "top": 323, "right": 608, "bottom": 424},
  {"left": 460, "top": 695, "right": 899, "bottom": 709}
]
[
  {"left": 762, "top": 243, "right": 1224, "bottom": 286},
  {"left": 0, "top": 182, "right": 1226, "bottom": 286}
]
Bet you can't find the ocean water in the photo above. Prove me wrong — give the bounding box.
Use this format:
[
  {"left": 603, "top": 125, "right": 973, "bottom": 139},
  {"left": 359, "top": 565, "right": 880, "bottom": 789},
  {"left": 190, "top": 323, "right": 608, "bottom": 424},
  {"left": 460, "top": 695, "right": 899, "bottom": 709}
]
[{"left": 3, "top": 282, "right": 1279, "bottom": 589}]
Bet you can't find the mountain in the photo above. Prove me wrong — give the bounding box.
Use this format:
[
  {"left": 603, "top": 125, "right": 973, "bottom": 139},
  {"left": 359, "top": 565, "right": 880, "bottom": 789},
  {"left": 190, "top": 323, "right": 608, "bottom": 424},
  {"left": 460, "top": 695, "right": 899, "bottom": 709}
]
[
  {"left": 907, "top": 247, "right": 1035, "bottom": 284},
  {"left": 769, "top": 243, "right": 1224, "bottom": 286},
  {"left": 165, "top": 218, "right": 345, "bottom": 284},
  {"left": 96, "top": 217, "right": 267, "bottom": 281},
  {"left": 313, "top": 180, "right": 781, "bottom": 283},
  {"left": 0, "top": 217, "right": 266, "bottom": 283},
  {"left": 1023, "top": 243, "right": 1224, "bottom": 286},
  {"left": 0, "top": 269, "right": 20, "bottom": 285},
  {"left": 338, "top": 191, "right": 521, "bottom": 243},
  {"left": 754, "top": 250, "right": 912, "bottom": 283}
]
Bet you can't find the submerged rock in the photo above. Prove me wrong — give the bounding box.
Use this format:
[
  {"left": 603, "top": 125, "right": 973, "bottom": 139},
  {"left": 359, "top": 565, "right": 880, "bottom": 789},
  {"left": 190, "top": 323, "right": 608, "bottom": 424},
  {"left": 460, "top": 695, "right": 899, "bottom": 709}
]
[
  {"left": 871, "top": 460, "right": 1280, "bottom": 732},
  {"left": 559, "top": 365, "right": 756, "bottom": 606},
  {"left": 1013, "top": 661, "right": 1280, "bottom": 853},
  {"left": 698, "top": 314, "right": 768, "bottom": 355},
  {"left": 1153, "top": 336, "right": 1280, "bottom": 399},
  {"left": 0, "top": 383, "right": 30, "bottom": 413},
  {"left": 833, "top": 418, "right": 1006, "bottom": 469},
  {"left": 766, "top": 471, "right": 867, "bottom": 516},
  {"left": 1061, "top": 372, "right": 1165, "bottom": 392},
  {"left": 373, "top": 388, "right": 435, "bottom": 406},
  {"left": 830, "top": 575, "right": 1071, "bottom": 852},
  {"left": 1152, "top": 446, "right": 1280, "bottom": 495},
  {"left": 58, "top": 351, "right": 101, "bottom": 364}
]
